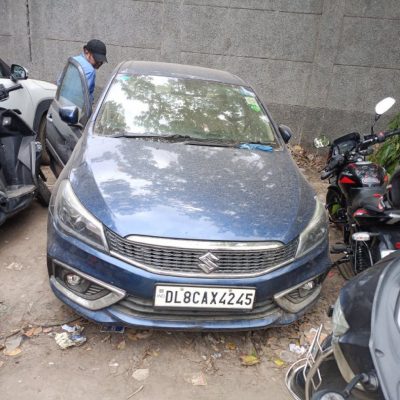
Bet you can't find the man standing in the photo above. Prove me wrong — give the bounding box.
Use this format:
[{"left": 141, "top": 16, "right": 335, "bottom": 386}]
[
  {"left": 58, "top": 39, "right": 107, "bottom": 105},
  {"left": 74, "top": 39, "right": 107, "bottom": 105}
]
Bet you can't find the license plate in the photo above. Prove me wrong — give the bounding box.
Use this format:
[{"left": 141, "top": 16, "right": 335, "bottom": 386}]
[{"left": 154, "top": 285, "right": 256, "bottom": 310}]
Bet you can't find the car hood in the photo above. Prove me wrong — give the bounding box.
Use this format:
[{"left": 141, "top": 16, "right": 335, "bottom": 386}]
[
  {"left": 69, "top": 136, "right": 315, "bottom": 242},
  {"left": 28, "top": 79, "right": 57, "bottom": 91}
]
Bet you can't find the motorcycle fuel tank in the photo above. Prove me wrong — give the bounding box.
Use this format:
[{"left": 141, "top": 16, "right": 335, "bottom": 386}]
[{"left": 338, "top": 161, "right": 387, "bottom": 199}]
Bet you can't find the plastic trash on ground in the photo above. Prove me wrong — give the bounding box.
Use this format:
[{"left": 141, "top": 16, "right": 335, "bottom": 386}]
[{"left": 55, "top": 325, "right": 86, "bottom": 349}]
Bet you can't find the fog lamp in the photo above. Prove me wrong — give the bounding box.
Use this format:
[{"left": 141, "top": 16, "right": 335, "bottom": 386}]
[
  {"left": 65, "top": 273, "right": 82, "bottom": 286},
  {"left": 301, "top": 281, "right": 315, "bottom": 291}
]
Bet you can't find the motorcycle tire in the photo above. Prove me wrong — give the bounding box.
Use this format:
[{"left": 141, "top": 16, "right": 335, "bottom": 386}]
[
  {"left": 337, "top": 260, "right": 355, "bottom": 280},
  {"left": 36, "top": 175, "right": 51, "bottom": 207},
  {"left": 326, "top": 187, "right": 346, "bottom": 224}
]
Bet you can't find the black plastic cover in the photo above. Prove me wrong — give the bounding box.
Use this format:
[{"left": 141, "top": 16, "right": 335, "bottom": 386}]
[{"left": 370, "top": 252, "right": 400, "bottom": 400}]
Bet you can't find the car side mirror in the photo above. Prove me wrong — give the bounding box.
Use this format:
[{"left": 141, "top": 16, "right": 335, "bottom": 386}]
[
  {"left": 59, "top": 106, "right": 79, "bottom": 125},
  {"left": 278, "top": 125, "right": 293, "bottom": 143},
  {"left": 10, "top": 64, "right": 28, "bottom": 81}
]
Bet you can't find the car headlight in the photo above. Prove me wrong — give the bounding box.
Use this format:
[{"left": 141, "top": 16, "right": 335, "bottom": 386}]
[
  {"left": 296, "top": 197, "right": 328, "bottom": 258},
  {"left": 53, "top": 180, "right": 107, "bottom": 251},
  {"left": 332, "top": 297, "right": 350, "bottom": 337}
]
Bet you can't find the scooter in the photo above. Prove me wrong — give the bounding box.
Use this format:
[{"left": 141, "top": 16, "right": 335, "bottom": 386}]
[
  {"left": 285, "top": 250, "right": 400, "bottom": 400},
  {"left": 0, "top": 82, "right": 50, "bottom": 226},
  {"left": 314, "top": 98, "right": 400, "bottom": 279}
]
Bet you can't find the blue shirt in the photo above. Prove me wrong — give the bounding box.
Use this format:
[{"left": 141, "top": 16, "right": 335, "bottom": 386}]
[{"left": 73, "top": 54, "right": 96, "bottom": 105}]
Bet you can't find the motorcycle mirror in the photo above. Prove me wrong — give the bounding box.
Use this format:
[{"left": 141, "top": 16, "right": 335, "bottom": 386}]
[
  {"left": 313, "top": 135, "right": 330, "bottom": 148},
  {"left": 10, "top": 64, "right": 28, "bottom": 81},
  {"left": 375, "top": 97, "right": 395, "bottom": 117}
]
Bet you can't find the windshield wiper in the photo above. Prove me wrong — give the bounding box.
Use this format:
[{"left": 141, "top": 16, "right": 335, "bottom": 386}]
[
  {"left": 184, "top": 139, "right": 237, "bottom": 147},
  {"left": 110, "top": 133, "right": 196, "bottom": 141},
  {"left": 110, "top": 133, "right": 161, "bottom": 139},
  {"left": 238, "top": 141, "right": 275, "bottom": 146}
]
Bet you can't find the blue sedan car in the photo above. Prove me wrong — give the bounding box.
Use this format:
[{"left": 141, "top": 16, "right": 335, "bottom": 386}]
[{"left": 46, "top": 60, "right": 330, "bottom": 330}]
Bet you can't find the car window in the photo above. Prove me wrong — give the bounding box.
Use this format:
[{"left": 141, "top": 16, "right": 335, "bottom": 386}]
[
  {"left": 58, "top": 63, "right": 86, "bottom": 121},
  {"left": 94, "top": 74, "right": 277, "bottom": 144}
]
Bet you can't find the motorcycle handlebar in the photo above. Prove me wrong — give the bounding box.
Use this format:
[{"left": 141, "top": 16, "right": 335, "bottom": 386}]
[
  {"left": 361, "top": 129, "right": 400, "bottom": 147},
  {"left": 321, "top": 169, "right": 333, "bottom": 180},
  {"left": 320, "top": 154, "right": 345, "bottom": 180}
]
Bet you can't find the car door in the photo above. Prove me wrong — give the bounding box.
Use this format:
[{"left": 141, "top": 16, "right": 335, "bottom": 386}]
[{"left": 46, "top": 57, "right": 91, "bottom": 176}]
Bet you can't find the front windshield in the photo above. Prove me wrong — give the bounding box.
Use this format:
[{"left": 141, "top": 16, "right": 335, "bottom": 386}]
[{"left": 94, "top": 74, "right": 277, "bottom": 144}]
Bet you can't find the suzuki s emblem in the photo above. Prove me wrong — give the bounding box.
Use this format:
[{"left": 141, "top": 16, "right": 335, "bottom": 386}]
[{"left": 198, "top": 252, "right": 220, "bottom": 273}]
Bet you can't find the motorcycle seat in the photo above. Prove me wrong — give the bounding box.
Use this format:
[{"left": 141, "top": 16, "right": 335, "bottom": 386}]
[{"left": 350, "top": 188, "right": 385, "bottom": 214}]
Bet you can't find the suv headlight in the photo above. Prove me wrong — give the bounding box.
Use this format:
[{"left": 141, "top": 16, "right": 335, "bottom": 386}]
[
  {"left": 53, "top": 180, "right": 107, "bottom": 251},
  {"left": 296, "top": 197, "right": 328, "bottom": 258},
  {"left": 332, "top": 297, "right": 350, "bottom": 337}
]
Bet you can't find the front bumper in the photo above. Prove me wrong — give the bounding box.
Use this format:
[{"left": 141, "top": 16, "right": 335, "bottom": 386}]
[{"left": 47, "top": 217, "right": 331, "bottom": 331}]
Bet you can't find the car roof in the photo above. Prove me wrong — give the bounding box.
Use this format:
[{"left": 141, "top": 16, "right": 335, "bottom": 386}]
[{"left": 117, "top": 61, "right": 247, "bottom": 86}]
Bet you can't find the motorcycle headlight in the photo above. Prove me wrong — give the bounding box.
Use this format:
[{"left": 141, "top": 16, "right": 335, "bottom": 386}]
[
  {"left": 296, "top": 197, "right": 328, "bottom": 257},
  {"left": 53, "top": 180, "right": 107, "bottom": 251},
  {"left": 332, "top": 297, "right": 350, "bottom": 337}
]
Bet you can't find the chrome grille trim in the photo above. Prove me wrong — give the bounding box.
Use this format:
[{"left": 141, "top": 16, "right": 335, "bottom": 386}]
[
  {"left": 125, "top": 235, "right": 282, "bottom": 250},
  {"left": 106, "top": 230, "right": 298, "bottom": 278}
]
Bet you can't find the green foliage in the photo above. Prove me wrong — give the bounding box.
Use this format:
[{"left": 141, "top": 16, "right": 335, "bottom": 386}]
[{"left": 372, "top": 112, "right": 400, "bottom": 175}]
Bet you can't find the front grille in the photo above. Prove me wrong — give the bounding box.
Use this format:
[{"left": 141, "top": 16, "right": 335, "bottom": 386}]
[
  {"left": 106, "top": 229, "right": 298, "bottom": 276},
  {"left": 111, "top": 295, "right": 280, "bottom": 321}
]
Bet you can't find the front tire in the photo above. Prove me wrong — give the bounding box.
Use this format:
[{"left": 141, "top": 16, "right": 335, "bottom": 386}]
[
  {"left": 326, "top": 187, "right": 346, "bottom": 224},
  {"left": 36, "top": 174, "right": 51, "bottom": 207}
]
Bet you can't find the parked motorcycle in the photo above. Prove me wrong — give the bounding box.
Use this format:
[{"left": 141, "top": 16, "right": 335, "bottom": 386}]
[
  {"left": 285, "top": 250, "right": 400, "bottom": 400},
  {"left": 0, "top": 66, "right": 51, "bottom": 226},
  {"left": 314, "top": 98, "right": 400, "bottom": 279}
]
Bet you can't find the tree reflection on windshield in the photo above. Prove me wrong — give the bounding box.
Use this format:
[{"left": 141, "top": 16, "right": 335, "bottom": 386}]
[{"left": 94, "top": 74, "right": 276, "bottom": 144}]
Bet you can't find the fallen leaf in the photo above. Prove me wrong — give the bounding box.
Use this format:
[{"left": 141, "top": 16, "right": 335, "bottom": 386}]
[
  {"left": 273, "top": 358, "right": 285, "bottom": 367},
  {"left": 226, "top": 342, "right": 237, "bottom": 350},
  {"left": 240, "top": 354, "right": 260, "bottom": 366},
  {"left": 191, "top": 372, "right": 207, "bottom": 386},
  {"left": 4, "top": 347, "right": 22, "bottom": 356},
  {"left": 132, "top": 368, "right": 149, "bottom": 381},
  {"left": 24, "top": 328, "right": 35, "bottom": 337},
  {"left": 117, "top": 340, "right": 126, "bottom": 350},
  {"left": 136, "top": 331, "right": 152, "bottom": 340},
  {"left": 43, "top": 327, "right": 53, "bottom": 333},
  {"left": 25, "top": 326, "right": 42, "bottom": 337}
]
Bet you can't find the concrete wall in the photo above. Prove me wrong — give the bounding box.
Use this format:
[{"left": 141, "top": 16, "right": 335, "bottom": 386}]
[{"left": 1, "top": 0, "right": 400, "bottom": 146}]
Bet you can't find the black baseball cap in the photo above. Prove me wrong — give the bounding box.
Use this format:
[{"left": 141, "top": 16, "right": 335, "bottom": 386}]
[{"left": 84, "top": 39, "right": 108, "bottom": 63}]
